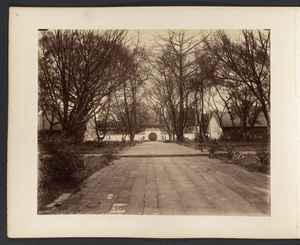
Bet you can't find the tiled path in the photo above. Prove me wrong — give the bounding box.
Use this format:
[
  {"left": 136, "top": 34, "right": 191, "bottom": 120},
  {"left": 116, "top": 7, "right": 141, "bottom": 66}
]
[
  {"left": 119, "top": 141, "right": 207, "bottom": 157},
  {"left": 47, "top": 142, "right": 270, "bottom": 216}
]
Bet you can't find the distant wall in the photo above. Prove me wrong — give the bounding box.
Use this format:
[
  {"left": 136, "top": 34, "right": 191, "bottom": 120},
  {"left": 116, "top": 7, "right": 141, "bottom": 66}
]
[
  {"left": 184, "top": 133, "right": 195, "bottom": 140},
  {"left": 84, "top": 131, "right": 196, "bottom": 142},
  {"left": 103, "top": 134, "right": 145, "bottom": 141},
  {"left": 145, "top": 130, "right": 162, "bottom": 141}
]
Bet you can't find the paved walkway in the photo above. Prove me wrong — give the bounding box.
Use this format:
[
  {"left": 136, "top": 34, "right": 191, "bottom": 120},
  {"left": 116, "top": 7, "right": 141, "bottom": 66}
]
[
  {"left": 46, "top": 142, "right": 270, "bottom": 216},
  {"left": 119, "top": 141, "right": 207, "bottom": 157}
]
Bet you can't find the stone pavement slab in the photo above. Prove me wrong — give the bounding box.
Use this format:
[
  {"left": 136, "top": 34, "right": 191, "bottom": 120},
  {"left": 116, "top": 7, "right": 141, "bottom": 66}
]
[
  {"left": 119, "top": 141, "right": 207, "bottom": 157},
  {"left": 45, "top": 142, "right": 270, "bottom": 216}
]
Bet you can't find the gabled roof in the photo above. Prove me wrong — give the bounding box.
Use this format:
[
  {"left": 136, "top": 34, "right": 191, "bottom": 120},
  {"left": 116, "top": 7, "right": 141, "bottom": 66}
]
[{"left": 211, "top": 112, "right": 268, "bottom": 128}]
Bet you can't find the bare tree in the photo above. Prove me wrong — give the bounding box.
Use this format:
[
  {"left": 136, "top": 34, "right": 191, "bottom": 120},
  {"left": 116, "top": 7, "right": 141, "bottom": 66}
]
[
  {"left": 149, "top": 30, "right": 208, "bottom": 143},
  {"left": 38, "top": 29, "right": 127, "bottom": 144},
  {"left": 211, "top": 84, "right": 242, "bottom": 141},
  {"left": 93, "top": 95, "right": 112, "bottom": 146},
  {"left": 205, "top": 30, "right": 270, "bottom": 127},
  {"left": 208, "top": 77, "right": 263, "bottom": 142},
  {"left": 228, "top": 82, "right": 262, "bottom": 141},
  {"left": 190, "top": 49, "right": 216, "bottom": 137},
  {"left": 146, "top": 76, "right": 176, "bottom": 141},
  {"left": 111, "top": 41, "right": 149, "bottom": 143}
]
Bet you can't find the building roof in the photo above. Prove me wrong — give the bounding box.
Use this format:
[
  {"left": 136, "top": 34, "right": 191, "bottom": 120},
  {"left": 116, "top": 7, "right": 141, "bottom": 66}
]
[{"left": 211, "top": 112, "right": 268, "bottom": 128}]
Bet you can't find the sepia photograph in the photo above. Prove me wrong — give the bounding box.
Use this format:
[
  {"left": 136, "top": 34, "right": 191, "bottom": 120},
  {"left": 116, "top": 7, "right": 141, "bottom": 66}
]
[
  {"left": 37, "top": 29, "right": 270, "bottom": 216},
  {"left": 8, "top": 7, "right": 298, "bottom": 238}
]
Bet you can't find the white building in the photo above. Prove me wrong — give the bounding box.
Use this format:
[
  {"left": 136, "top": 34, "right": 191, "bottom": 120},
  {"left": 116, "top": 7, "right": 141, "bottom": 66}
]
[{"left": 207, "top": 113, "right": 223, "bottom": 139}]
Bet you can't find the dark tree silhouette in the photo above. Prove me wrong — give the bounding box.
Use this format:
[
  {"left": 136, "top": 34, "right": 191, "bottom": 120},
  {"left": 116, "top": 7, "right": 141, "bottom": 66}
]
[
  {"left": 38, "top": 29, "right": 127, "bottom": 144},
  {"left": 110, "top": 42, "right": 149, "bottom": 143},
  {"left": 205, "top": 30, "right": 270, "bottom": 127}
]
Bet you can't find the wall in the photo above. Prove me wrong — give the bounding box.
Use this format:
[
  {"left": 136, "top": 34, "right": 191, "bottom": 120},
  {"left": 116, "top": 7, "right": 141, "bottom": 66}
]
[
  {"left": 145, "top": 129, "right": 161, "bottom": 141},
  {"left": 85, "top": 133, "right": 146, "bottom": 142},
  {"left": 208, "top": 116, "right": 223, "bottom": 139},
  {"left": 184, "top": 133, "right": 196, "bottom": 140}
]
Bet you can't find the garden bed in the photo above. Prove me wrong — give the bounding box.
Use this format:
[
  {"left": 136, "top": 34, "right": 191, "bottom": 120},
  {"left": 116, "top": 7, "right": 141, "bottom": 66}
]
[
  {"left": 182, "top": 140, "right": 270, "bottom": 174},
  {"left": 214, "top": 153, "right": 270, "bottom": 174},
  {"left": 38, "top": 155, "right": 115, "bottom": 211},
  {"left": 182, "top": 140, "right": 269, "bottom": 152},
  {"left": 38, "top": 137, "right": 142, "bottom": 211}
]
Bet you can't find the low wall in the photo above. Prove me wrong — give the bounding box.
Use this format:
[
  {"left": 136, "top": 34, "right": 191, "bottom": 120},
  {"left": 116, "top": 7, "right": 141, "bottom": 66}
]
[
  {"left": 103, "top": 134, "right": 145, "bottom": 141},
  {"left": 184, "top": 133, "right": 196, "bottom": 140}
]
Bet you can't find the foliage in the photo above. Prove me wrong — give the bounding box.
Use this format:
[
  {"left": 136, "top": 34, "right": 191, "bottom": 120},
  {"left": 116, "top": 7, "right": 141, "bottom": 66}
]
[
  {"left": 255, "top": 151, "right": 270, "bottom": 172},
  {"left": 38, "top": 30, "right": 127, "bottom": 144},
  {"left": 195, "top": 133, "right": 205, "bottom": 142},
  {"left": 184, "top": 137, "right": 190, "bottom": 143},
  {"left": 38, "top": 154, "right": 110, "bottom": 211},
  {"left": 102, "top": 144, "right": 118, "bottom": 162},
  {"left": 38, "top": 29, "right": 270, "bottom": 147},
  {"left": 39, "top": 133, "right": 84, "bottom": 183},
  {"left": 205, "top": 30, "right": 270, "bottom": 129},
  {"left": 209, "top": 145, "right": 218, "bottom": 154},
  {"left": 222, "top": 144, "right": 235, "bottom": 158},
  {"left": 223, "top": 144, "right": 245, "bottom": 160}
]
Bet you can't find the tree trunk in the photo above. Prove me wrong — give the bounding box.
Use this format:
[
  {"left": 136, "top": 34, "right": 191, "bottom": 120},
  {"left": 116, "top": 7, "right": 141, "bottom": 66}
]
[
  {"left": 172, "top": 134, "right": 176, "bottom": 142},
  {"left": 176, "top": 130, "right": 185, "bottom": 143},
  {"left": 194, "top": 93, "right": 198, "bottom": 135},
  {"left": 200, "top": 79, "right": 205, "bottom": 136},
  {"left": 74, "top": 124, "right": 86, "bottom": 145},
  {"left": 129, "top": 134, "right": 135, "bottom": 144}
]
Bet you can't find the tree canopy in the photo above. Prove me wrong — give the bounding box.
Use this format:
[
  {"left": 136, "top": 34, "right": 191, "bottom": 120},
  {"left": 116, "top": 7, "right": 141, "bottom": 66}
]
[{"left": 39, "top": 29, "right": 270, "bottom": 144}]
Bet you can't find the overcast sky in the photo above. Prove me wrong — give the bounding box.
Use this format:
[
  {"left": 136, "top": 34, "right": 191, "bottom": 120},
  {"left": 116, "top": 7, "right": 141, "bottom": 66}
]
[{"left": 126, "top": 29, "right": 256, "bottom": 48}]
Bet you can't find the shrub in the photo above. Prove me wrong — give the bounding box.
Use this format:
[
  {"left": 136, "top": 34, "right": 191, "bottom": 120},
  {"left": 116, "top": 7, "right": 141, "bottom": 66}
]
[
  {"left": 223, "top": 145, "right": 244, "bottom": 160},
  {"left": 195, "top": 133, "right": 204, "bottom": 142},
  {"left": 255, "top": 151, "right": 270, "bottom": 172},
  {"left": 39, "top": 133, "right": 84, "bottom": 183},
  {"left": 223, "top": 145, "right": 235, "bottom": 158},
  {"left": 209, "top": 145, "right": 218, "bottom": 154},
  {"left": 102, "top": 144, "right": 118, "bottom": 162},
  {"left": 184, "top": 137, "right": 190, "bottom": 143}
]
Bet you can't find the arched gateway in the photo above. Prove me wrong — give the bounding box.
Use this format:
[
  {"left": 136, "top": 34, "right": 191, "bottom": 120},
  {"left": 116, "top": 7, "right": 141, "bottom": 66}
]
[
  {"left": 143, "top": 127, "right": 165, "bottom": 141},
  {"left": 148, "top": 132, "right": 158, "bottom": 141}
]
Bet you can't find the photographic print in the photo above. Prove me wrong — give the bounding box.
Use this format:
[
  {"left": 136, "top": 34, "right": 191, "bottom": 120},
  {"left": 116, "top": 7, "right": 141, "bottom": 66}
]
[
  {"left": 37, "top": 29, "right": 270, "bottom": 216},
  {"left": 8, "top": 7, "right": 298, "bottom": 238}
]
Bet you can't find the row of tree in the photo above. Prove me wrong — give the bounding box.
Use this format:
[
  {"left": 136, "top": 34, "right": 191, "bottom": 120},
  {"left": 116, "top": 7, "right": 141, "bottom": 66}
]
[
  {"left": 39, "top": 29, "right": 270, "bottom": 144},
  {"left": 39, "top": 30, "right": 149, "bottom": 144},
  {"left": 147, "top": 29, "right": 270, "bottom": 142}
]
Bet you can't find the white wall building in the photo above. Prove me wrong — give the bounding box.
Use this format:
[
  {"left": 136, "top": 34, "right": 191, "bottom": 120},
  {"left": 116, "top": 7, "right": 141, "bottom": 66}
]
[{"left": 207, "top": 113, "right": 223, "bottom": 139}]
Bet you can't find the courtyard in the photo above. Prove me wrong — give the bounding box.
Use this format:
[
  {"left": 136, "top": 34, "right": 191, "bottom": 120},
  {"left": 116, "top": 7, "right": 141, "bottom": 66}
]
[{"left": 44, "top": 142, "right": 270, "bottom": 216}]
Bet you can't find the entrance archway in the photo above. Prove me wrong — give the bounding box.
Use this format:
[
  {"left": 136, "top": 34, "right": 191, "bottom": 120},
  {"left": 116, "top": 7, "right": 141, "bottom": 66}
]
[{"left": 148, "top": 132, "right": 157, "bottom": 141}]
